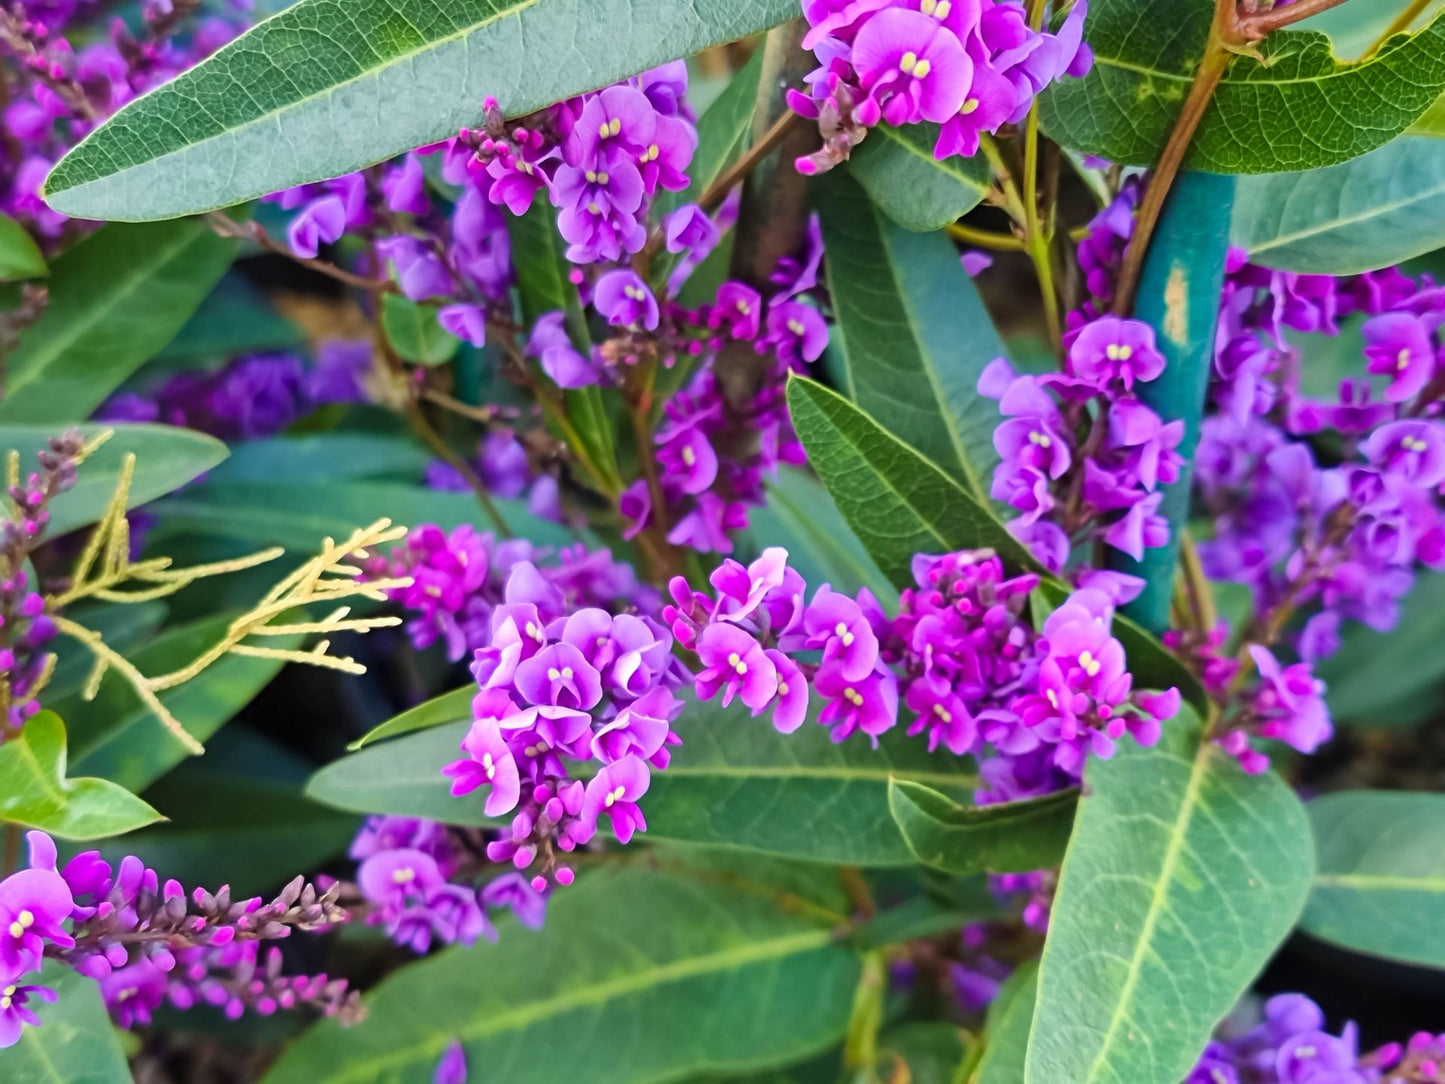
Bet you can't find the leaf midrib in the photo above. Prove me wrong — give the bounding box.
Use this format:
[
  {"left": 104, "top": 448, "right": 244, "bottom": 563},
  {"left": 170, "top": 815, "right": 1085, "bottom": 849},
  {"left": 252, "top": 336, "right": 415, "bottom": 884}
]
[
  {"left": 873, "top": 125, "right": 989, "bottom": 193},
  {"left": 320, "top": 926, "right": 835, "bottom": 1082},
  {"left": 1247, "top": 173, "right": 1445, "bottom": 255},
  {"left": 1315, "top": 872, "right": 1445, "bottom": 891}
]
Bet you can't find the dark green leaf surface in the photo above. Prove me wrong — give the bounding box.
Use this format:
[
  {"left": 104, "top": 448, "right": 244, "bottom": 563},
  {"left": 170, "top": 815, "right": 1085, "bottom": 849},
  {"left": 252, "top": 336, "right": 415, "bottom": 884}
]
[
  {"left": 381, "top": 295, "right": 460, "bottom": 366},
  {"left": 0, "top": 211, "right": 47, "bottom": 281},
  {"left": 57, "top": 613, "right": 300, "bottom": 793},
  {"left": 1025, "top": 708, "right": 1314, "bottom": 1084},
  {"left": 263, "top": 867, "right": 860, "bottom": 1084},
  {"left": 1234, "top": 137, "right": 1445, "bottom": 275},
  {"left": 1303, "top": 790, "right": 1445, "bottom": 969},
  {"left": 1, "top": 423, "right": 228, "bottom": 537},
  {"left": 887, "top": 779, "right": 1077, "bottom": 875},
  {"left": 819, "top": 174, "right": 1003, "bottom": 502},
  {"left": 1039, "top": 1, "right": 1445, "bottom": 173},
  {"left": 847, "top": 122, "right": 989, "bottom": 232},
  {"left": 348, "top": 685, "right": 473, "bottom": 750},
  {"left": 0, "top": 712, "right": 161, "bottom": 840},
  {"left": 0, "top": 220, "right": 236, "bottom": 422},
  {"left": 152, "top": 275, "right": 304, "bottom": 361},
  {"left": 9, "top": 962, "right": 132, "bottom": 1083},
  {"left": 209, "top": 434, "right": 431, "bottom": 485},
  {"left": 312, "top": 694, "right": 980, "bottom": 865},
  {"left": 975, "top": 963, "right": 1038, "bottom": 1084},
  {"left": 45, "top": 0, "right": 800, "bottom": 221},
  {"left": 786, "top": 376, "right": 1030, "bottom": 590}
]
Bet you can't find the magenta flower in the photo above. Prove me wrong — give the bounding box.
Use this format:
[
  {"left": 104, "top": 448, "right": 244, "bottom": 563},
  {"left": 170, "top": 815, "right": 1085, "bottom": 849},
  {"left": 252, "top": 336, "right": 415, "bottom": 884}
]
[
  {"left": 0, "top": 979, "right": 56, "bottom": 1048},
  {"left": 765, "top": 302, "right": 830, "bottom": 367},
  {"left": 0, "top": 868, "right": 74, "bottom": 977},
  {"left": 815, "top": 663, "right": 899, "bottom": 743},
  {"left": 1069, "top": 316, "right": 1166, "bottom": 390},
  {"left": 656, "top": 424, "right": 719, "bottom": 495},
  {"left": 513, "top": 643, "right": 603, "bottom": 710},
  {"left": 933, "top": 59, "right": 1017, "bottom": 158},
  {"left": 383, "top": 153, "right": 431, "bottom": 216},
  {"left": 764, "top": 649, "right": 810, "bottom": 733},
  {"left": 581, "top": 755, "right": 651, "bottom": 844},
  {"left": 438, "top": 303, "right": 488, "bottom": 347},
  {"left": 695, "top": 622, "right": 778, "bottom": 711},
  {"left": 527, "top": 312, "right": 598, "bottom": 388},
  {"left": 1364, "top": 420, "right": 1445, "bottom": 488},
  {"left": 357, "top": 848, "right": 447, "bottom": 906},
  {"left": 568, "top": 86, "right": 658, "bottom": 167},
  {"left": 443, "top": 719, "right": 521, "bottom": 815},
  {"left": 710, "top": 546, "right": 789, "bottom": 624},
  {"left": 591, "top": 686, "right": 678, "bottom": 764},
  {"left": 434, "top": 1041, "right": 468, "bottom": 1084},
  {"left": 851, "top": 9, "right": 972, "bottom": 125},
  {"left": 287, "top": 195, "right": 347, "bottom": 259},
  {"left": 804, "top": 586, "right": 881, "bottom": 681},
  {"left": 663, "top": 204, "right": 719, "bottom": 256},
  {"left": 1248, "top": 646, "right": 1332, "bottom": 755},
  {"left": 714, "top": 282, "right": 764, "bottom": 341},
  {"left": 905, "top": 679, "right": 976, "bottom": 755},
  {"left": 594, "top": 269, "right": 660, "bottom": 331},
  {"left": 1362, "top": 312, "right": 1438, "bottom": 402}
]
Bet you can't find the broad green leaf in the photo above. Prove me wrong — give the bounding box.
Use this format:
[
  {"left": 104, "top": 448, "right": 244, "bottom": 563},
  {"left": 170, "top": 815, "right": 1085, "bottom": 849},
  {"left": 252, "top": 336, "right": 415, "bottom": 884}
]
[
  {"left": 1234, "top": 138, "right": 1445, "bottom": 275},
  {"left": 348, "top": 686, "right": 473, "bottom": 751},
  {"left": 744, "top": 466, "right": 897, "bottom": 604},
  {"left": 818, "top": 174, "right": 1003, "bottom": 502},
  {"left": 381, "top": 295, "right": 460, "bottom": 366},
  {"left": 974, "top": 963, "right": 1038, "bottom": 1084},
  {"left": 153, "top": 274, "right": 304, "bottom": 362},
  {"left": 880, "top": 1022, "right": 974, "bottom": 1084},
  {"left": 1316, "top": 570, "right": 1445, "bottom": 727},
  {"left": 0, "top": 220, "right": 237, "bottom": 422},
  {"left": 44, "top": 0, "right": 801, "bottom": 222},
  {"left": 0, "top": 211, "right": 47, "bottom": 281},
  {"left": 9, "top": 961, "right": 131, "bottom": 1083},
  {"left": 652, "top": 49, "right": 766, "bottom": 288},
  {"left": 56, "top": 612, "right": 301, "bottom": 793},
  {"left": 209, "top": 433, "right": 431, "bottom": 485},
  {"left": 148, "top": 480, "right": 577, "bottom": 553},
  {"left": 847, "top": 123, "right": 990, "bottom": 233},
  {"left": 311, "top": 693, "right": 980, "bottom": 866},
  {"left": 1025, "top": 708, "right": 1314, "bottom": 1084},
  {"left": 1, "top": 423, "right": 228, "bottom": 537},
  {"left": 785, "top": 375, "right": 1030, "bottom": 590},
  {"left": 0, "top": 712, "right": 161, "bottom": 840},
  {"left": 1303, "top": 790, "right": 1445, "bottom": 969},
  {"left": 101, "top": 759, "right": 357, "bottom": 897},
  {"left": 1038, "top": 2, "right": 1445, "bottom": 173},
  {"left": 263, "top": 867, "right": 860, "bottom": 1084},
  {"left": 887, "top": 779, "right": 1076, "bottom": 875}
]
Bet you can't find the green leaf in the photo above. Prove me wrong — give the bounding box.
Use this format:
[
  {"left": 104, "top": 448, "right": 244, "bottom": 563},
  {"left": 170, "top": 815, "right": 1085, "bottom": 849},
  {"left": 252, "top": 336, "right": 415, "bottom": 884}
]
[
  {"left": 0, "top": 211, "right": 48, "bottom": 281},
  {"left": 0, "top": 220, "right": 237, "bottom": 423},
  {"left": 974, "top": 963, "right": 1038, "bottom": 1084},
  {"left": 0, "top": 712, "right": 161, "bottom": 840},
  {"left": 652, "top": 49, "right": 766, "bottom": 288},
  {"left": 818, "top": 173, "right": 1003, "bottom": 502},
  {"left": 262, "top": 867, "right": 860, "bottom": 1084},
  {"left": 55, "top": 612, "right": 301, "bottom": 793},
  {"left": 347, "top": 686, "right": 473, "bottom": 751},
  {"left": 887, "top": 779, "right": 1077, "bottom": 875},
  {"left": 1025, "top": 707, "right": 1314, "bottom": 1084},
  {"left": 153, "top": 275, "right": 303, "bottom": 362},
  {"left": 148, "top": 480, "right": 577, "bottom": 553},
  {"left": 380, "top": 295, "right": 460, "bottom": 367},
  {"left": 785, "top": 375, "right": 1030, "bottom": 590},
  {"left": 847, "top": 123, "right": 990, "bottom": 233},
  {"left": 744, "top": 465, "right": 897, "bottom": 604},
  {"left": 44, "top": 0, "right": 801, "bottom": 222},
  {"left": 1, "top": 423, "right": 228, "bottom": 537},
  {"left": 1303, "top": 790, "right": 1445, "bottom": 969},
  {"left": 311, "top": 693, "right": 980, "bottom": 866},
  {"left": 1234, "top": 137, "right": 1445, "bottom": 276},
  {"left": 880, "top": 1022, "right": 974, "bottom": 1084},
  {"left": 1038, "top": 2, "right": 1445, "bottom": 173},
  {"left": 209, "top": 433, "right": 432, "bottom": 486},
  {"left": 101, "top": 756, "right": 357, "bottom": 898},
  {"left": 1411, "top": 91, "right": 1445, "bottom": 136},
  {"left": 9, "top": 961, "right": 132, "bottom": 1083}
]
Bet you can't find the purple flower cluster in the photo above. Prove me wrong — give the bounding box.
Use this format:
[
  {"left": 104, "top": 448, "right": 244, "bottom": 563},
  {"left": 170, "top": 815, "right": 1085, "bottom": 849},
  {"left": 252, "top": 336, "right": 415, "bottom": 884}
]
[
  {"left": 0, "top": 831, "right": 355, "bottom": 1045},
  {"left": 981, "top": 314, "right": 1183, "bottom": 569},
  {"left": 1, "top": 0, "right": 247, "bottom": 241},
  {"left": 367, "top": 524, "right": 656, "bottom": 662},
  {"left": 790, "top": 0, "right": 1092, "bottom": 174},
  {"left": 1188, "top": 992, "right": 1444, "bottom": 1084},
  {"left": 97, "top": 342, "right": 371, "bottom": 441},
  {"left": 439, "top": 559, "right": 689, "bottom": 889},
  {"left": 1, "top": 431, "right": 83, "bottom": 740},
  {"left": 425, "top": 428, "right": 565, "bottom": 526},
  {"left": 667, "top": 546, "right": 1178, "bottom": 789},
  {"left": 350, "top": 815, "right": 546, "bottom": 953}
]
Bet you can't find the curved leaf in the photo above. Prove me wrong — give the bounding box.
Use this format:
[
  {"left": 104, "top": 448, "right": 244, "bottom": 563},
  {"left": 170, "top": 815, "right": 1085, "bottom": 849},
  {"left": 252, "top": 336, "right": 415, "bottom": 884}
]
[
  {"left": 1234, "top": 137, "right": 1445, "bottom": 275},
  {"left": 785, "top": 375, "right": 1030, "bottom": 589},
  {"left": 887, "top": 779, "right": 1076, "bottom": 875},
  {"left": 0, "top": 713, "right": 161, "bottom": 840},
  {"left": 9, "top": 962, "right": 131, "bottom": 1083},
  {"left": 2, "top": 423, "right": 228, "bottom": 537},
  {"left": 348, "top": 686, "right": 473, "bottom": 751},
  {"left": 0, "top": 211, "right": 47, "bottom": 281},
  {"left": 1039, "top": 1, "right": 1445, "bottom": 173},
  {"left": 0, "top": 220, "right": 237, "bottom": 422},
  {"left": 263, "top": 867, "right": 860, "bottom": 1083},
  {"left": 1303, "top": 790, "right": 1445, "bottom": 969},
  {"left": 847, "top": 122, "right": 989, "bottom": 233},
  {"left": 311, "top": 694, "right": 980, "bottom": 866},
  {"left": 819, "top": 173, "right": 1003, "bottom": 501},
  {"left": 44, "top": 0, "right": 800, "bottom": 222},
  {"left": 380, "top": 296, "right": 459, "bottom": 366},
  {"left": 1024, "top": 708, "right": 1314, "bottom": 1084},
  {"left": 974, "top": 963, "right": 1038, "bottom": 1084}
]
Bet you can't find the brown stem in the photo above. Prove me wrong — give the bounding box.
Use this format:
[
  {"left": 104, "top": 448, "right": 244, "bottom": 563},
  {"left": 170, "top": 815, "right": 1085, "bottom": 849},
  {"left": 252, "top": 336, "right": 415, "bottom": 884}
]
[
  {"left": 698, "top": 111, "right": 805, "bottom": 216},
  {"left": 403, "top": 400, "right": 511, "bottom": 538},
  {"left": 420, "top": 387, "right": 499, "bottom": 425},
  {"left": 205, "top": 212, "right": 393, "bottom": 293},
  {"left": 1235, "top": 0, "right": 1352, "bottom": 40},
  {"left": 1112, "top": 0, "right": 1234, "bottom": 314}
]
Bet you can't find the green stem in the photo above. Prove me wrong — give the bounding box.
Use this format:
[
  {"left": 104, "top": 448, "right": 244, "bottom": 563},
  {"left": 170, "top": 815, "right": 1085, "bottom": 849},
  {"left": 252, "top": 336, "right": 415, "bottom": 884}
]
[{"left": 1364, "top": 0, "right": 1430, "bottom": 56}]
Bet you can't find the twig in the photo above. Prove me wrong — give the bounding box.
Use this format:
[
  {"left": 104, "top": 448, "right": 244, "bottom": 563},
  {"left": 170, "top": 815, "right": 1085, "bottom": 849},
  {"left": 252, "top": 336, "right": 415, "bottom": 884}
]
[
  {"left": 1236, "top": 0, "right": 1352, "bottom": 40},
  {"left": 205, "top": 212, "right": 393, "bottom": 293},
  {"left": 698, "top": 111, "right": 805, "bottom": 215},
  {"left": 402, "top": 400, "right": 512, "bottom": 537},
  {"left": 1363, "top": 0, "right": 1430, "bottom": 56}
]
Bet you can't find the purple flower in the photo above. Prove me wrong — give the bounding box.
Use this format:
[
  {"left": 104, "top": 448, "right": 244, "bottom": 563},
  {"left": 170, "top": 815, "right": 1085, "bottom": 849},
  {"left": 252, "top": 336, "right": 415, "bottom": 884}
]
[
  {"left": 513, "top": 643, "right": 603, "bottom": 710},
  {"left": 816, "top": 663, "right": 899, "bottom": 743},
  {"left": 803, "top": 586, "right": 880, "bottom": 681},
  {"left": 1068, "top": 316, "right": 1166, "bottom": 390},
  {"left": 479, "top": 873, "right": 548, "bottom": 929},
  {"left": 443, "top": 719, "right": 521, "bottom": 816},
  {"left": 581, "top": 755, "right": 650, "bottom": 844},
  {"left": 765, "top": 302, "right": 830, "bottom": 367},
  {"left": 439, "top": 304, "right": 488, "bottom": 347},
  {"left": 852, "top": 9, "right": 972, "bottom": 126},
  {"left": 709, "top": 547, "right": 789, "bottom": 624},
  {"left": 656, "top": 425, "right": 719, "bottom": 495},
  {"left": 764, "top": 649, "right": 810, "bottom": 733},
  {"left": 663, "top": 203, "right": 719, "bottom": 256},
  {"left": 1364, "top": 420, "right": 1445, "bottom": 488},
  {"left": 0, "top": 868, "right": 74, "bottom": 977},
  {"left": 1248, "top": 645, "right": 1332, "bottom": 754},
  {"left": 434, "top": 1041, "right": 467, "bottom": 1084},
  {"left": 594, "top": 269, "right": 660, "bottom": 331},
  {"left": 1362, "top": 311, "right": 1438, "bottom": 402},
  {"left": 527, "top": 312, "right": 598, "bottom": 388},
  {"left": 568, "top": 86, "right": 658, "bottom": 167},
  {"left": 380, "top": 236, "right": 454, "bottom": 301},
  {"left": 383, "top": 153, "right": 432, "bottom": 216},
  {"left": 287, "top": 195, "right": 347, "bottom": 259},
  {"left": 695, "top": 623, "right": 778, "bottom": 711},
  {"left": 0, "top": 979, "right": 56, "bottom": 1048}
]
